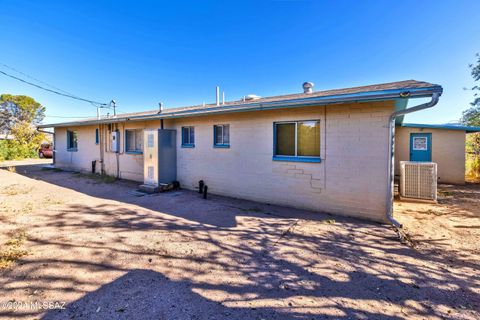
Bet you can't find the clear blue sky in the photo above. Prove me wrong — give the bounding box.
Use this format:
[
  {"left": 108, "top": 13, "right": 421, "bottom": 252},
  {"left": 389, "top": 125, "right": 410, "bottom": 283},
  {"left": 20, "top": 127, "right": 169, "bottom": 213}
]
[{"left": 1, "top": 0, "right": 479, "bottom": 125}]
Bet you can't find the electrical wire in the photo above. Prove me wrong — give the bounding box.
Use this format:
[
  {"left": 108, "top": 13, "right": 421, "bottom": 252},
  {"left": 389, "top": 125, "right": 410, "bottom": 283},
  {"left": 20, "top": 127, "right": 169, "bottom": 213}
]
[
  {"left": 45, "top": 115, "right": 96, "bottom": 119},
  {"left": 0, "top": 63, "right": 77, "bottom": 97},
  {"left": 0, "top": 68, "right": 109, "bottom": 106}
]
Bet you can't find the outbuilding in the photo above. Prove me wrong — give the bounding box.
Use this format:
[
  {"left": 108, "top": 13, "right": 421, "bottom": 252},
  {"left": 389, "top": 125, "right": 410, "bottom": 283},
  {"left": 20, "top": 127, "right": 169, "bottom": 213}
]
[
  {"left": 395, "top": 123, "right": 480, "bottom": 184},
  {"left": 38, "top": 80, "right": 443, "bottom": 224}
]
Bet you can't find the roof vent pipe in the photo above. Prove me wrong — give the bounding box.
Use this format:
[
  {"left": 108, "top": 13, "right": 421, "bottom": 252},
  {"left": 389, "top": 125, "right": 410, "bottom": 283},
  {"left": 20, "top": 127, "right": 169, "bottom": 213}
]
[
  {"left": 222, "top": 91, "right": 225, "bottom": 105},
  {"left": 303, "top": 82, "right": 314, "bottom": 94},
  {"left": 158, "top": 102, "right": 164, "bottom": 113},
  {"left": 216, "top": 86, "right": 220, "bottom": 106}
]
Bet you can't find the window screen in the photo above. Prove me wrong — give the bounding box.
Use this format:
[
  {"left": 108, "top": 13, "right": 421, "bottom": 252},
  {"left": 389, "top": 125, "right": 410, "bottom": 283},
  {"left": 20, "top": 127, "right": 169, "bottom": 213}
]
[
  {"left": 214, "top": 125, "right": 230, "bottom": 146},
  {"left": 67, "top": 130, "right": 78, "bottom": 150},
  {"left": 125, "top": 129, "right": 143, "bottom": 152},
  {"left": 182, "top": 126, "right": 195, "bottom": 146},
  {"left": 275, "top": 120, "right": 320, "bottom": 157}
]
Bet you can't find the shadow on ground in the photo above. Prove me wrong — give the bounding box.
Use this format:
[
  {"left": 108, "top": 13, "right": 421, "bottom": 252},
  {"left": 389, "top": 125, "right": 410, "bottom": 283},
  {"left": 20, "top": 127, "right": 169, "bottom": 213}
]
[{"left": 0, "top": 165, "right": 478, "bottom": 319}]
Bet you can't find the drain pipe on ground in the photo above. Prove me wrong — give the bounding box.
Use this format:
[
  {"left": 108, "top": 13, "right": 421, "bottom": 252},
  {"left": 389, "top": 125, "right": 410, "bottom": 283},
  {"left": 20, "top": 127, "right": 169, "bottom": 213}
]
[{"left": 386, "top": 92, "right": 441, "bottom": 228}]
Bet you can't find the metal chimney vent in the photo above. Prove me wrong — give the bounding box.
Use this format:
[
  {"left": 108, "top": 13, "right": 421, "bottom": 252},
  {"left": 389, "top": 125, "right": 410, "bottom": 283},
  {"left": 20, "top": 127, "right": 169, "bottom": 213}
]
[
  {"left": 245, "top": 94, "right": 261, "bottom": 101},
  {"left": 303, "top": 82, "right": 314, "bottom": 94}
]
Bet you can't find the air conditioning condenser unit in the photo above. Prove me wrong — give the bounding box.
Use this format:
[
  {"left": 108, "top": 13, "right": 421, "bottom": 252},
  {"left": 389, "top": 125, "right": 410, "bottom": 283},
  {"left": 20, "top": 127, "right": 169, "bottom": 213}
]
[{"left": 400, "top": 161, "right": 437, "bottom": 201}]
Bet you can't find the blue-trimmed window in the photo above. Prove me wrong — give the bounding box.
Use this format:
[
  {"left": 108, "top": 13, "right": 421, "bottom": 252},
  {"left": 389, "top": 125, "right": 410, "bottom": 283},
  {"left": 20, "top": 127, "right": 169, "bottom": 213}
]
[
  {"left": 67, "top": 130, "right": 78, "bottom": 151},
  {"left": 273, "top": 120, "right": 320, "bottom": 162},
  {"left": 214, "top": 124, "right": 230, "bottom": 148},
  {"left": 181, "top": 126, "right": 195, "bottom": 148},
  {"left": 95, "top": 128, "right": 99, "bottom": 144},
  {"left": 125, "top": 129, "right": 143, "bottom": 154}
]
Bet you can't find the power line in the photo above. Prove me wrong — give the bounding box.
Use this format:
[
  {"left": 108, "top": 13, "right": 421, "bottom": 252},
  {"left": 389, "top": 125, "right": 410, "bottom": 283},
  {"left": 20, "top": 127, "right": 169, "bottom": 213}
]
[
  {"left": 0, "top": 68, "right": 109, "bottom": 106},
  {"left": 45, "top": 115, "right": 96, "bottom": 119},
  {"left": 0, "top": 63, "right": 77, "bottom": 97}
]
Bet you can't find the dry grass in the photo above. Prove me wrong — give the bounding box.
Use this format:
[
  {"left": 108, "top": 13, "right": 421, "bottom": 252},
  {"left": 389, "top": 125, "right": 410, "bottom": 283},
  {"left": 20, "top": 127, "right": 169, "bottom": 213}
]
[
  {"left": 73, "top": 172, "right": 117, "bottom": 184},
  {"left": 1, "top": 184, "right": 33, "bottom": 196},
  {"left": 0, "top": 230, "right": 28, "bottom": 269},
  {"left": 44, "top": 196, "right": 64, "bottom": 205},
  {"left": 6, "top": 166, "right": 16, "bottom": 173}
]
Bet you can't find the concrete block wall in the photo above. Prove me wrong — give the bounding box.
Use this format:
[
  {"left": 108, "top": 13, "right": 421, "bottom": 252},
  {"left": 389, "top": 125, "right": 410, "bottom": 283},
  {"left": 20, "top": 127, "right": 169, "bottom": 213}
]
[
  {"left": 395, "top": 127, "right": 466, "bottom": 184},
  {"left": 55, "top": 126, "right": 100, "bottom": 172},
  {"left": 53, "top": 101, "right": 394, "bottom": 222},
  {"left": 172, "top": 102, "right": 393, "bottom": 222}
]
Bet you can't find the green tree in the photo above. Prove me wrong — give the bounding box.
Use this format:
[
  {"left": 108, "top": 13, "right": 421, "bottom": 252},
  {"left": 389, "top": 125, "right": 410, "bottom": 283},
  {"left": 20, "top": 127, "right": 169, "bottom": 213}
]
[
  {"left": 0, "top": 94, "right": 45, "bottom": 134},
  {"left": 0, "top": 94, "right": 46, "bottom": 160},
  {"left": 462, "top": 54, "right": 480, "bottom": 180}
]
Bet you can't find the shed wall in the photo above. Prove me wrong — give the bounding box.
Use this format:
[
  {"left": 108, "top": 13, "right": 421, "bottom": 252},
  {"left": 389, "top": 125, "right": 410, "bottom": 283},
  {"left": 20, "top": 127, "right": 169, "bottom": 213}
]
[{"left": 394, "top": 127, "right": 466, "bottom": 184}]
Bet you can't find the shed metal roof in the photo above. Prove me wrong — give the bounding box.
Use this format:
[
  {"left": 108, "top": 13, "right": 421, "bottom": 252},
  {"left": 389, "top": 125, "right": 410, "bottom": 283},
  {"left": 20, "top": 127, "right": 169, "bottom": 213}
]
[
  {"left": 401, "top": 123, "right": 480, "bottom": 133},
  {"left": 38, "top": 79, "right": 442, "bottom": 128}
]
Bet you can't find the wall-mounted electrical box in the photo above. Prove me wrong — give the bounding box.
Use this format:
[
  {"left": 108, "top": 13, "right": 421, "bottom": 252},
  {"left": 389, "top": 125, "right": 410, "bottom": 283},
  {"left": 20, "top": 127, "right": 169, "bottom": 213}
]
[
  {"left": 143, "top": 129, "right": 177, "bottom": 186},
  {"left": 111, "top": 131, "right": 120, "bottom": 153}
]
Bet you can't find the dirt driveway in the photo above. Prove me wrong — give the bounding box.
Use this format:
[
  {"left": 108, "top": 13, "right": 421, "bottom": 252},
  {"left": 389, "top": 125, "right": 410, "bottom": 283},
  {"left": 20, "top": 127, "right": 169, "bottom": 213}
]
[{"left": 0, "top": 165, "right": 479, "bottom": 319}]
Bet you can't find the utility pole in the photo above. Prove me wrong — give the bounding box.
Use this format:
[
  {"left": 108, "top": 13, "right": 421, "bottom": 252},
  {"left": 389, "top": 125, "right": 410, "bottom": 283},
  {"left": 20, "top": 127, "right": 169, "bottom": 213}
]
[{"left": 110, "top": 99, "right": 116, "bottom": 116}]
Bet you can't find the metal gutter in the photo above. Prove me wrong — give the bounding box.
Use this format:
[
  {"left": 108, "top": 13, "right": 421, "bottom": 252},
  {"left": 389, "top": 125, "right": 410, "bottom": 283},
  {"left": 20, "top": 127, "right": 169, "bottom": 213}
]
[
  {"left": 386, "top": 92, "right": 442, "bottom": 228},
  {"left": 38, "top": 86, "right": 442, "bottom": 128}
]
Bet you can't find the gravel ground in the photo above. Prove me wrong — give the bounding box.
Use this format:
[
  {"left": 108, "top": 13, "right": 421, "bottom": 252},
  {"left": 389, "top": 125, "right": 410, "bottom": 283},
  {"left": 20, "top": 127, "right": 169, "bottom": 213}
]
[{"left": 0, "top": 165, "right": 479, "bottom": 319}]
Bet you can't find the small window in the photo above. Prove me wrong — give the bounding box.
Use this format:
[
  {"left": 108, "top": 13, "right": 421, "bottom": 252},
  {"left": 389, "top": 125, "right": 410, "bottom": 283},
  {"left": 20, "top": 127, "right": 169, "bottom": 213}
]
[
  {"left": 125, "top": 129, "right": 143, "bottom": 154},
  {"left": 412, "top": 137, "right": 427, "bottom": 150},
  {"left": 95, "top": 128, "right": 99, "bottom": 144},
  {"left": 181, "top": 126, "right": 195, "bottom": 147},
  {"left": 214, "top": 124, "right": 230, "bottom": 148},
  {"left": 274, "top": 120, "right": 320, "bottom": 162},
  {"left": 67, "top": 130, "right": 78, "bottom": 151}
]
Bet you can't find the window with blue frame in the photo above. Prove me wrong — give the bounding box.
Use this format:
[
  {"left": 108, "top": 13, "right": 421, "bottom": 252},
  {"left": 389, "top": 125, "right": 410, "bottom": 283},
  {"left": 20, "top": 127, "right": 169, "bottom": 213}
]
[
  {"left": 67, "top": 130, "right": 78, "bottom": 151},
  {"left": 273, "top": 120, "right": 320, "bottom": 162},
  {"left": 181, "top": 126, "right": 195, "bottom": 147},
  {"left": 214, "top": 124, "right": 230, "bottom": 147},
  {"left": 95, "top": 128, "right": 99, "bottom": 144},
  {"left": 125, "top": 129, "right": 143, "bottom": 153}
]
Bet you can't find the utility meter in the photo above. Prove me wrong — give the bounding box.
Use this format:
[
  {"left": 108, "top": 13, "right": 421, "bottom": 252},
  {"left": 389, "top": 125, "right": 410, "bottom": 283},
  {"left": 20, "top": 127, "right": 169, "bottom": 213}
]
[{"left": 111, "top": 131, "right": 120, "bottom": 153}]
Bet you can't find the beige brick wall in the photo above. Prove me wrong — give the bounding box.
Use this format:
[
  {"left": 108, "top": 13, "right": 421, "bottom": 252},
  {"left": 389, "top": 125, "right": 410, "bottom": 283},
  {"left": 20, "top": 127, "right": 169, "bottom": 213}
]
[
  {"left": 394, "top": 127, "right": 466, "bottom": 184},
  {"left": 53, "top": 101, "right": 394, "bottom": 222},
  {"left": 55, "top": 126, "right": 100, "bottom": 172}
]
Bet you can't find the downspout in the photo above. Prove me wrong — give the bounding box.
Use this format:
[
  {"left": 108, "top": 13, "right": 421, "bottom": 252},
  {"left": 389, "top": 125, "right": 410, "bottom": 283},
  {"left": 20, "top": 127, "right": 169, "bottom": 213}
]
[
  {"left": 386, "top": 92, "right": 441, "bottom": 228},
  {"left": 99, "top": 124, "right": 105, "bottom": 174}
]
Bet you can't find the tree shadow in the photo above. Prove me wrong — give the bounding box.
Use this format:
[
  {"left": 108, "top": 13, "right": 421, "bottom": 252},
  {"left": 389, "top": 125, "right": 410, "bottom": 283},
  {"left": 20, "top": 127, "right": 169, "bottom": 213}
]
[{"left": 0, "top": 165, "right": 479, "bottom": 319}]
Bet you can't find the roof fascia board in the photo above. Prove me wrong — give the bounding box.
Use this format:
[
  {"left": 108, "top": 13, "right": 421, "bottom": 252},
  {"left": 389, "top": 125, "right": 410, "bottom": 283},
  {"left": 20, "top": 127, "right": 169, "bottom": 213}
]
[
  {"left": 400, "top": 123, "right": 480, "bottom": 133},
  {"left": 38, "top": 86, "right": 442, "bottom": 128}
]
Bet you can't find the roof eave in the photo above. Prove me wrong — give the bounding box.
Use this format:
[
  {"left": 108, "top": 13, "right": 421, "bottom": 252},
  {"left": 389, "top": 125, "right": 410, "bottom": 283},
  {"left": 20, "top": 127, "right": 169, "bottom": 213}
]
[
  {"left": 400, "top": 123, "right": 480, "bottom": 133},
  {"left": 38, "top": 85, "right": 443, "bottom": 128}
]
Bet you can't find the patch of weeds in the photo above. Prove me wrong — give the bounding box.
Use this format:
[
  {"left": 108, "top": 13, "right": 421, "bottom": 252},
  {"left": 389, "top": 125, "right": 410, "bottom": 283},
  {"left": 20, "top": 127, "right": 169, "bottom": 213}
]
[
  {"left": 1, "top": 184, "right": 33, "bottom": 196},
  {"left": 44, "top": 196, "right": 64, "bottom": 205},
  {"left": 41, "top": 167, "right": 63, "bottom": 172},
  {"left": 323, "top": 219, "right": 336, "bottom": 224},
  {"left": 21, "top": 202, "right": 34, "bottom": 215},
  {"left": 99, "top": 175, "right": 116, "bottom": 183},
  {"left": 73, "top": 172, "right": 116, "bottom": 184},
  {"left": 0, "top": 230, "right": 28, "bottom": 269},
  {"left": 418, "top": 209, "right": 447, "bottom": 216},
  {"left": 6, "top": 166, "right": 16, "bottom": 173},
  {"left": 438, "top": 190, "right": 454, "bottom": 198}
]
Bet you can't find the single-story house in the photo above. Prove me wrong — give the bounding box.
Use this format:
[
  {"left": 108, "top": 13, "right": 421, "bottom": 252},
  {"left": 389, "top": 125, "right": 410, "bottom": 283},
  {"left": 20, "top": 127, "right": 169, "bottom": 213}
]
[
  {"left": 395, "top": 123, "right": 480, "bottom": 184},
  {"left": 38, "top": 80, "right": 443, "bottom": 225}
]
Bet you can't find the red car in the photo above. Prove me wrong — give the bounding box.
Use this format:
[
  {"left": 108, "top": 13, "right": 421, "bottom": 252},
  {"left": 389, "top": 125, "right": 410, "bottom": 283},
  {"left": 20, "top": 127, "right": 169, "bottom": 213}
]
[{"left": 39, "top": 143, "right": 53, "bottom": 158}]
